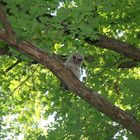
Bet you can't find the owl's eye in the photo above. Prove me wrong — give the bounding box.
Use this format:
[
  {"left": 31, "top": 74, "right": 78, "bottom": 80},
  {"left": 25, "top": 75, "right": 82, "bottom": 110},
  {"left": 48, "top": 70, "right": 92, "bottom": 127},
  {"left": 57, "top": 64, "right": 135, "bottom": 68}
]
[
  {"left": 79, "top": 58, "right": 82, "bottom": 61},
  {"left": 73, "top": 55, "right": 76, "bottom": 59}
]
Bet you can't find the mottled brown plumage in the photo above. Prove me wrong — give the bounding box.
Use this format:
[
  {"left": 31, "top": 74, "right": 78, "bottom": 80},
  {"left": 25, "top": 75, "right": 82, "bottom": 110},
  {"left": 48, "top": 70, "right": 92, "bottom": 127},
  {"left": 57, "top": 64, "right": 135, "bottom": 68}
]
[{"left": 61, "top": 52, "right": 84, "bottom": 90}]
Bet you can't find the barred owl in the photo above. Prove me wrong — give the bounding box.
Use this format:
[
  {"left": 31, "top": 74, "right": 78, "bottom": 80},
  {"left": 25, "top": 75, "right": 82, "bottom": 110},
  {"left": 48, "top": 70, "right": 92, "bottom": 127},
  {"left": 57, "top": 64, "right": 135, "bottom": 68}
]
[{"left": 61, "top": 52, "right": 84, "bottom": 90}]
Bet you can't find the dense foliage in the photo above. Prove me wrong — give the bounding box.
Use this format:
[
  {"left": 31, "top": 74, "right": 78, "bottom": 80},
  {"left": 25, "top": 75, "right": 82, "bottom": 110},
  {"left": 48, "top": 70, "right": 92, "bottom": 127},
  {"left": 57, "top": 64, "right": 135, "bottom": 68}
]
[{"left": 0, "top": 0, "right": 140, "bottom": 139}]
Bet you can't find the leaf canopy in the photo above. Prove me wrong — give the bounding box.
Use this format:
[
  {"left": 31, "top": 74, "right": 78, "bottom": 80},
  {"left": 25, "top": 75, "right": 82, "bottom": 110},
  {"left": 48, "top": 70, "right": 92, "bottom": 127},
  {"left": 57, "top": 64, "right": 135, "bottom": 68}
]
[{"left": 0, "top": 0, "right": 140, "bottom": 139}]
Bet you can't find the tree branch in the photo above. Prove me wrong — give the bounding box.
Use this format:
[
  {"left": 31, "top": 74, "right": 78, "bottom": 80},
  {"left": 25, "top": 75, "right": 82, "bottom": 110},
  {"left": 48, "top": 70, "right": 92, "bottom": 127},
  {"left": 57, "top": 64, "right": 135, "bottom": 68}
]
[
  {"left": 85, "top": 35, "right": 140, "bottom": 62},
  {"left": 0, "top": 5, "right": 140, "bottom": 138},
  {"left": 5, "top": 59, "right": 21, "bottom": 72}
]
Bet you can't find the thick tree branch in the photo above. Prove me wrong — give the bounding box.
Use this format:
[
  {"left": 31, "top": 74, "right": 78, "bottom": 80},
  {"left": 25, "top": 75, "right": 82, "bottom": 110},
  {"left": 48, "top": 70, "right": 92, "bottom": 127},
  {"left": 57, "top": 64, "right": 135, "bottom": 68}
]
[
  {"left": 0, "top": 6, "right": 140, "bottom": 138},
  {"left": 85, "top": 36, "right": 140, "bottom": 62}
]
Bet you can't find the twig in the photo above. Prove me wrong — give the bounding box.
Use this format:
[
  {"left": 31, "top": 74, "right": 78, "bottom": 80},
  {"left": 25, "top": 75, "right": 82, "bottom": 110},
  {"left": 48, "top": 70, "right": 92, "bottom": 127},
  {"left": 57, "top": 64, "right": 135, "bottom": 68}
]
[
  {"left": 11, "top": 65, "right": 38, "bottom": 95},
  {"left": 5, "top": 59, "right": 21, "bottom": 72}
]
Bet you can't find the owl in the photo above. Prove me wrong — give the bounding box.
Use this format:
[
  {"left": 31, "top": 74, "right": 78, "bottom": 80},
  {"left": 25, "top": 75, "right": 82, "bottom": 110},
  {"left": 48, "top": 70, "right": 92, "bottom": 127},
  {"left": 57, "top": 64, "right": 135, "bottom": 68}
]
[{"left": 61, "top": 52, "right": 84, "bottom": 90}]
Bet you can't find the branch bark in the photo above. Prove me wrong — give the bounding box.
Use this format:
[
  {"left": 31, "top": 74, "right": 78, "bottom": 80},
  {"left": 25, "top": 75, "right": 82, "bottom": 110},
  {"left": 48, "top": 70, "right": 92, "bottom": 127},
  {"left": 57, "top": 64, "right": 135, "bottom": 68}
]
[
  {"left": 0, "top": 5, "right": 140, "bottom": 138},
  {"left": 85, "top": 36, "right": 140, "bottom": 61}
]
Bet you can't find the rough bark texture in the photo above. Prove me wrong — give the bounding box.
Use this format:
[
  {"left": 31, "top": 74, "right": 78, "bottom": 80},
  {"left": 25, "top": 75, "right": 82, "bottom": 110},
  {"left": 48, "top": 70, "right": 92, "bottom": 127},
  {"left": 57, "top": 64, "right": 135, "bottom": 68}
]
[{"left": 0, "top": 5, "right": 140, "bottom": 138}]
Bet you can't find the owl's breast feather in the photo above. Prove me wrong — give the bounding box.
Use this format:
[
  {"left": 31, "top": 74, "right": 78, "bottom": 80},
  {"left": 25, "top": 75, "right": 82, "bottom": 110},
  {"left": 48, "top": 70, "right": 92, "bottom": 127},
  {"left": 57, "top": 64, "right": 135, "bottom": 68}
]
[{"left": 66, "top": 63, "right": 80, "bottom": 78}]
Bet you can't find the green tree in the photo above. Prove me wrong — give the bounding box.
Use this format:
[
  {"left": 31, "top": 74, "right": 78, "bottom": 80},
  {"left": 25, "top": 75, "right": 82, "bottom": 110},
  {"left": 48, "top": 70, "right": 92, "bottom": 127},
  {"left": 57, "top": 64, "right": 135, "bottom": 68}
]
[{"left": 0, "top": 0, "right": 140, "bottom": 139}]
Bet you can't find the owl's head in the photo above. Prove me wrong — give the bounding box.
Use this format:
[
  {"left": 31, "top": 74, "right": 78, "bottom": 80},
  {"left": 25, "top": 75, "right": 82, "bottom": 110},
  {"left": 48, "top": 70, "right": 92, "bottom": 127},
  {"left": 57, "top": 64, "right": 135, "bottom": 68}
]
[{"left": 69, "top": 52, "right": 84, "bottom": 66}]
